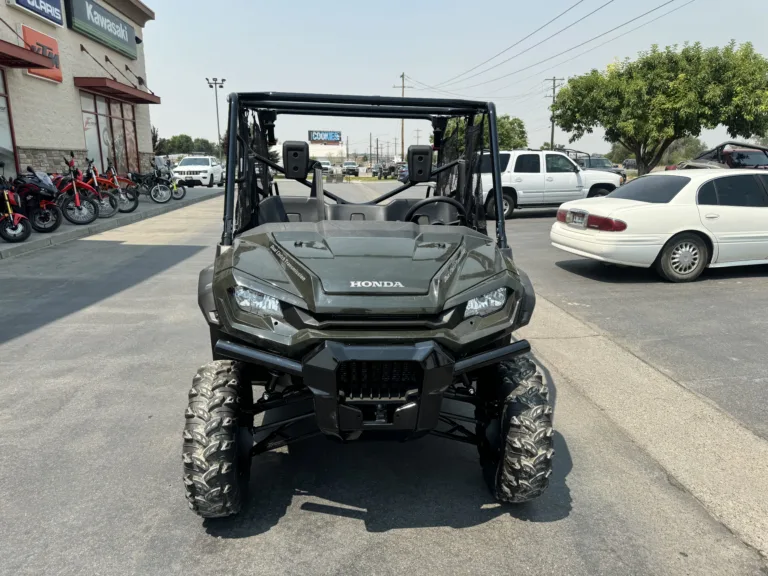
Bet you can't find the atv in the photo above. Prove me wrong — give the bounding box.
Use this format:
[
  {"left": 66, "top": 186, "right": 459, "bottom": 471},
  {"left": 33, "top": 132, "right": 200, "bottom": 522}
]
[{"left": 183, "top": 92, "right": 554, "bottom": 518}]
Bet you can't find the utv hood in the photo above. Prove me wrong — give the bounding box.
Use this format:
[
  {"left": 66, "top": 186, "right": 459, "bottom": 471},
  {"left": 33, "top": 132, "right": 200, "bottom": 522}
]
[{"left": 231, "top": 221, "right": 506, "bottom": 307}]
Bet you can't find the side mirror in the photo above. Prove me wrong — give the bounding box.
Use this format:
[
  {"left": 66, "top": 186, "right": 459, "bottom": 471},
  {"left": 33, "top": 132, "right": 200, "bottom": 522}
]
[
  {"left": 407, "top": 145, "right": 433, "bottom": 183},
  {"left": 282, "top": 141, "right": 309, "bottom": 180}
]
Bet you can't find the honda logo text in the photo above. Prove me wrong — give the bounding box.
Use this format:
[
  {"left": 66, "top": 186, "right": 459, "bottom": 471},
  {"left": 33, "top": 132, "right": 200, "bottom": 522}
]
[{"left": 350, "top": 281, "right": 405, "bottom": 288}]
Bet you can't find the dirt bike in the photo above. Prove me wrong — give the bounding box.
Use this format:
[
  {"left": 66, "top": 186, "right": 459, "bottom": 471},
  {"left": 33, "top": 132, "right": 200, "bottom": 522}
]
[
  {"left": 79, "top": 157, "right": 120, "bottom": 218},
  {"left": 125, "top": 162, "right": 172, "bottom": 204},
  {"left": 54, "top": 154, "right": 100, "bottom": 225},
  {"left": 14, "top": 167, "right": 63, "bottom": 233},
  {"left": 157, "top": 158, "right": 186, "bottom": 200},
  {"left": 102, "top": 158, "right": 139, "bottom": 213},
  {"left": 0, "top": 166, "right": 31, "bottom": 243}
]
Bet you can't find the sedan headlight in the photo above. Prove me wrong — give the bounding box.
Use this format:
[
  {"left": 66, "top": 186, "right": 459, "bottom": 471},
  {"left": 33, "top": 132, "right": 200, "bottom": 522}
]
[
  {"left": 233, "top": 286, "right": 282, "bottom": 318},
  {"left": 465, "top": 288, "right": 507, "bottom": 318}
]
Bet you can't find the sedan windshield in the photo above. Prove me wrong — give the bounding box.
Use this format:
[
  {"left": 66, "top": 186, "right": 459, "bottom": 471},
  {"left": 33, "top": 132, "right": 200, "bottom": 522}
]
[
  {"left": 590, "top": 158, "right": 613, "bottom": 168},
  {"left": 178, "top": 158, "right": 210, "bottom": 166},
  {"left": 608, "top": 175, "right": 691, "bottom": 203},
  {"left": 344, "top": 162, "right": 356, "bottom": 166},
  {"left": 729, "top": 151, "right": 768, "bottom": 167}
]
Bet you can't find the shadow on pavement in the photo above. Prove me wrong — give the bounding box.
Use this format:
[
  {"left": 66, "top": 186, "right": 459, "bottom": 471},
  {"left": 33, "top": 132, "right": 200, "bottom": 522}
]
[
  {"left": 509, "top": 208, "right": 558, "bottom": 220},
  {"left": 557, "top": 258, "right": 768, "bottom": 284},
  {"left": 204, "top": 355, "right": 572, "bottom": 538},
  {"left": 0, "top": 241, "right": 207, "bottom": 344}
]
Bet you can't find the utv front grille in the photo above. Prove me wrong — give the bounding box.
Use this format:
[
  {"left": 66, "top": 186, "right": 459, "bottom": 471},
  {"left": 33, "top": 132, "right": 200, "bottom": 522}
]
[{"left": 337, "top": 360, "right": 422, "bottom": 402}]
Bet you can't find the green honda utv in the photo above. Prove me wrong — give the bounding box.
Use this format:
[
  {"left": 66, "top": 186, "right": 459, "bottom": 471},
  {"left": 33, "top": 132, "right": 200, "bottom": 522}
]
[{"left": 183, "top": 92, "right": 554, "bottom": 518}]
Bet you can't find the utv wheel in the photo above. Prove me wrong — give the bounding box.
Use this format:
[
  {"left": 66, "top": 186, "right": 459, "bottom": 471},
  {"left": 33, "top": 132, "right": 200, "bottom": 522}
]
[
  {"left": 182, "top": 360, "right": 253, "bottom": 518},
  {"left": 476, "top": 356, "right": 554, "bottom": 503},
  {"left": 655, "top": 232, "right": 708, "bottom": 282}
]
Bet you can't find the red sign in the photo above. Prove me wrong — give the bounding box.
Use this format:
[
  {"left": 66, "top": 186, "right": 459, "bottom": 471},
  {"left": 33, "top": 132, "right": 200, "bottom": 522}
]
[{"left": 22, "top": 25, "right": 62, "bottom": 83}]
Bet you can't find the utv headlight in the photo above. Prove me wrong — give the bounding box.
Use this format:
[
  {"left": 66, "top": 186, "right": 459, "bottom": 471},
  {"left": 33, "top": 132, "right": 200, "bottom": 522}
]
[
  {"left": 233, "top": 286, "right": 282, "bottom": 318},
  {"left": 465, "top": 288, "right": 507, "bottom": 318}
]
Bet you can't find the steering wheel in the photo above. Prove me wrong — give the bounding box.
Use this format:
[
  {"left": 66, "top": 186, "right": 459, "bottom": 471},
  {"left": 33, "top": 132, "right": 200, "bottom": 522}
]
[{"left": 403, "top": 196, "right": 467, "bottom": 224}]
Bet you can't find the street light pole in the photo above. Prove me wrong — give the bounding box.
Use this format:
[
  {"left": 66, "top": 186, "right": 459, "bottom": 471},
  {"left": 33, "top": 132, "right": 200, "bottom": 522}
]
[{"left": 206, "top": 77, "right": 226, "bottom": 156}]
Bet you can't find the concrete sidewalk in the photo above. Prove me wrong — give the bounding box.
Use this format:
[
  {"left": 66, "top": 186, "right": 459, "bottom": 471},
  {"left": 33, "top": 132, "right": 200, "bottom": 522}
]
[
  {"left": 0, "top": 188, "right": 223, "bottom": 261},
  {"left": 520, "top": 297, "right": 768, "bottom": 558}
]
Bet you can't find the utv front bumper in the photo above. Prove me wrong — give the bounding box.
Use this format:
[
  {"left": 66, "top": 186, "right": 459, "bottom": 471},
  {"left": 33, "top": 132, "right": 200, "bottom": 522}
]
[{"left": 215, "top": 337, "right": 530, "bottom": 440}]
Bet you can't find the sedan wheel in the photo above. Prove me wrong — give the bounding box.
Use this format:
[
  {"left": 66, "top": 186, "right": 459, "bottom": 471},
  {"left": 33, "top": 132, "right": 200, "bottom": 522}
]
[{"left": 656, "top": 233, "right": 708, "bottom": 282}]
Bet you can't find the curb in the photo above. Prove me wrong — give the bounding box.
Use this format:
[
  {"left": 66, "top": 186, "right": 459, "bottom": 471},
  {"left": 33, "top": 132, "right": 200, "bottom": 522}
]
[{"left": 0, "top": 190, "right": 223, "bottom": 261}]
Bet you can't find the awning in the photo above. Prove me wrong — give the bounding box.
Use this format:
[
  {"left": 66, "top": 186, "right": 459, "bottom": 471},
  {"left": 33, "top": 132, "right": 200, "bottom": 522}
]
[
  {"left": 74, "top": 77, "right": 161, "bottom": 104},
  {"left": 0, "top": 38, "right": 54, "bottom": 69}
]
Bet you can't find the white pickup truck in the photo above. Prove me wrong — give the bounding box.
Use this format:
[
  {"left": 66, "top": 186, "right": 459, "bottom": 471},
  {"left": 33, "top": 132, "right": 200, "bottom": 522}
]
[{"left": 480, "top": 150, "right": 623, "bottom": 218}]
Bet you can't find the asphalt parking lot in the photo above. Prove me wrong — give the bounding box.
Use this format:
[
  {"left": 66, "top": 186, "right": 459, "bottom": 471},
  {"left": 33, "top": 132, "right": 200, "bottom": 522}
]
[{"left": 0, "top": 181, "right": 766, "bottom": 575}]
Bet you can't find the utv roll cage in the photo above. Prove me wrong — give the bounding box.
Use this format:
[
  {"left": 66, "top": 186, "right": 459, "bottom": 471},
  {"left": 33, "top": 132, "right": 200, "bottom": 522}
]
[{"left": 220, "top": 92, "right": 510, "bottom": 250}]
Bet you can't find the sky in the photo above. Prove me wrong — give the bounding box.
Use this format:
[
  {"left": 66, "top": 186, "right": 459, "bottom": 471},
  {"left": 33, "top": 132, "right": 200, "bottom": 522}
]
[{"left": 143, "top": 0, "right": 767, "bottom": 157}]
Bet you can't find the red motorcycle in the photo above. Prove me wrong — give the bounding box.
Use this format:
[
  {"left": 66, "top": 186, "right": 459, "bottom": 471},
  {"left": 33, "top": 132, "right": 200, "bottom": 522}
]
[
  {"left": 0, "top": 166, "right": 31, "bottom": 243},
  {"left": 14, "top": 167, "right": 64, "bottom": 233},
  {"left": 55, "top": 153, "right": 100, "bottom": 225},
  {"left": 81, "top": 158, "right": 120, "bottom": 218}
]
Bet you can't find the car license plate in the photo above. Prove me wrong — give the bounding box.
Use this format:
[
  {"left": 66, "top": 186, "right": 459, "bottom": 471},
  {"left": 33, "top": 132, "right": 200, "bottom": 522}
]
[{"left": 566, "top": 210, "right": 587, "bottom": 228}]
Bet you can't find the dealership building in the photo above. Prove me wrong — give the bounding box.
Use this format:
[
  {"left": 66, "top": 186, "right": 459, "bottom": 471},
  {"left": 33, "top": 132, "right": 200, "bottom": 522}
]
[{"left": 0, "top": 0, "right": 158, "bottom": 177}]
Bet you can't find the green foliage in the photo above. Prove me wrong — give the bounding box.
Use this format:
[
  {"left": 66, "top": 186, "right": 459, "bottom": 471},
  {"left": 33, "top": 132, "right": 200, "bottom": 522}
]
[
  {"left": 660, "top": 136, "right": 708, "bottom": 165},
  {"left": 541, "top": 142, "right": 565, "bottom": 151},
  {"left": 435, "top": 114, "right": 528, "bottom": 151},
  {"left": 605, "top": 142, "right": 633, "bottom": 163},
  {"left": 553, "top": 42, "right": 768, "bottom": 174}
]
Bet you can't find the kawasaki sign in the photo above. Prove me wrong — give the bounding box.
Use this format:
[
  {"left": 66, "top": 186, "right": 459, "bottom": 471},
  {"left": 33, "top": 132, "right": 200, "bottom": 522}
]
[{"left": 65, "top": 0, "right": 137, "bottom": 60}]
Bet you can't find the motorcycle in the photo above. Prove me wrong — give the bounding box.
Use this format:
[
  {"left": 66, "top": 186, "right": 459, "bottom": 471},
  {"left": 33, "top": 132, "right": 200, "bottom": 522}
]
[
  {"left": 157, "top": 158, "right": 186, "bottom": 200},
  {"left": 0, "top": 164, "right": 32, "bottom": 243},
  {"left": 125, "top": 161, "right": 172, "bottom": 204},
  {"left": 14, "top": 167, "right": 63, "bottom": 233},
  {"left": 55, "top": 154, "right": 100, "bottom": 225},
  {"left": 79, "top": 158, "right": 120, "bottom": 218},
  {"left": 103, "top": 158, "right": 139, "bottom": 213}
]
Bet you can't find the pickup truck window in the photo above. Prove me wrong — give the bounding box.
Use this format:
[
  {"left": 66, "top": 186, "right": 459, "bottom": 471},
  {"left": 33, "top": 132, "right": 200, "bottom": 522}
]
[
  {"left": 514, "top": 154, "right": 540, "bottom": 173},
  {"left": 479, "top": 153, "right": 511, "bottom": 173},
  {"left": 546, "top": 154, "right": 577, "bottom": 173}
]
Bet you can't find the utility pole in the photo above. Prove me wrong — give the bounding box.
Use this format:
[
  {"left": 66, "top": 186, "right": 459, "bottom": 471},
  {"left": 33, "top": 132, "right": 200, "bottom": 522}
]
[
  {"left": 414, "top": 128, "right": 421, "bottom": 145},
  {"left": 394, "top": 137, "right": 398, "bottom": 160},
  {"left": 369, "top": 133, "right": 372, "bottom": 166},
  {"left": 376, "top": 137, "right": 379, "bottom": 164},
  {"left": 346, "top": 136, "right": 349, "bottom": 160},
  {"left": 545, "top": 77, "right": 564, "bottom": 150},
  {"left": 206, "top": 77, "right": 226, "bottom": 157},
  {"left": 393, "top": 73, "right": 414, "bottom": 160},
  {"left": 386, "top": 141, "right": 390, "bottom": 159}
]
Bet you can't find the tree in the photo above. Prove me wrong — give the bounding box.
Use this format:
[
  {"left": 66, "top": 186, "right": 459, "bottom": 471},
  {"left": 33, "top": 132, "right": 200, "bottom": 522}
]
[
  {"left": 166, "top": 134, "right": 195, "bottom": 154},
  {"left": 192, "top": 137, "right": 216, "bottom": 156},
  {"left": 660, "top": 136, "right": 708, "bottom": 165},
  {"left": 541, "top": 142, "right": 565, "bottom": 151},
  {"left": 435, "top": 114, "right": 528, "bottom": 151},
  {"left": 606, "top": 141, "right": 634, "bottom": 164},
  {"left": 552, "top": 42, "right": 768, "bottom": 174},
  {"left": 151, "top": 125, "right": 159, "bottom": 151}
]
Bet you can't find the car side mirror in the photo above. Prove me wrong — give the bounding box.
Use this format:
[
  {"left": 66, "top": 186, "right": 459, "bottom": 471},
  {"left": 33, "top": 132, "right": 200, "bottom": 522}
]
[
  {"left": 407, "top": 145, "right": 433, "bottom": 183},
  {"left": 282, "top": 141, "right": 309, "bottom": 180}
]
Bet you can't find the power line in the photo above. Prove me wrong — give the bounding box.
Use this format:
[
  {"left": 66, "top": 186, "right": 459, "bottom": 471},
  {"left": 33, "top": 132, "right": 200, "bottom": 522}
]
[
  {"left": 406, "top": 74, "right": 546, "bottom": 102},
  {"left": 488, "top": 0, "right": 698, "bottom": 95},
  {"left": 438, "top": 0, "right": 681, "bottom": 92},
  {"left": 438, "top": 0, "right": 616, "bottom": 89},
  {"left": 431, "top": 0, "right": 588, "bottom": 88}
]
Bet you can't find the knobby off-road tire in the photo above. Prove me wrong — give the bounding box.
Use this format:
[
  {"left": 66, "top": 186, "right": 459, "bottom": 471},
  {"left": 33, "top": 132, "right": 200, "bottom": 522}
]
[
  {"left": 475, "top": 356, "right": 554, "bottom": 503},
  {"left": 183, "top": 361, "right": 253, "bottom": 518}
]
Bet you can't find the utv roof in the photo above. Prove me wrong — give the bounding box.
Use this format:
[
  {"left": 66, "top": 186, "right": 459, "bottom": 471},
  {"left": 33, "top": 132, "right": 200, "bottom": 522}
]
[{"left": 235, "top": 91, "right": 491, "bottom": 119}]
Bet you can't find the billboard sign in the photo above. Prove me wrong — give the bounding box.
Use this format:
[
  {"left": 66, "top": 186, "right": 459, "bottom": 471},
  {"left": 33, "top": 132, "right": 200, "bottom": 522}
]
[{"left": 308, "top": 130, "right": 342, "bottom": 144}]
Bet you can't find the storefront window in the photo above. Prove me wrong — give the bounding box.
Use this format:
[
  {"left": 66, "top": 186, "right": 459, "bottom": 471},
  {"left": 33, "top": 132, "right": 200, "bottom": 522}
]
[
  {"left": 80, "top": 92, "right": 140, "bottom": 175},
  {"left": 0, "top": 70, "right": 17, "bottom": 177},
  {"left": 83, "top": 113, "right": 102, "bottom": 171}
]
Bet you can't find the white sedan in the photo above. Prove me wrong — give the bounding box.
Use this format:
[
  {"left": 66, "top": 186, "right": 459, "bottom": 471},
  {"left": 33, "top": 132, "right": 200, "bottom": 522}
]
[{"left": 550, "top": 169, "right": 768, "bottom": 282}]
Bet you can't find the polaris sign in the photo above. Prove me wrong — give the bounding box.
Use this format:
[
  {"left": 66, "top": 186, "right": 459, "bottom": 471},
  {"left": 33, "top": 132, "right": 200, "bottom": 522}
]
[
  {"left": 9, "top": 0, "right": 64, "bottom": 26},
  {"left": 308, "top": 130, "right": 342, "bottom": 144},
  {"left": 65, "top": 0, "right": 137, "bottom": 60}
]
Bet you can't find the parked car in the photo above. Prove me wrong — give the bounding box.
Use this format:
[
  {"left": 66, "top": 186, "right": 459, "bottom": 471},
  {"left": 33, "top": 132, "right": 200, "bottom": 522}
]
[
  {"left": 550, "top": 170, "right": 768, "bottom": 282},
  {"left": 622, "top": 159, "right": 637, "bottom": 170},
  {"left": 172, "top": 155, "right": 224, "bottom": 187},
  {"left": 371, "top": 163, "right": 382, "bottom": 177},
  {"left": 397, "top": 164, "right": 409, "bottom": 183},
  {"left": 317, "top": 159, "right": 333, "bottom": 175},
  {"left": 571, "top": 153, "right": 627, "bottom": 184},
  {"left": 666, "top": 141, "right": 768, "bottom": 171},
  {"left": 342, "top": 161, "right": 359, "bottom": 176},
  {"left": 479, "top": 150, "right": 623, "bottom": 218}
]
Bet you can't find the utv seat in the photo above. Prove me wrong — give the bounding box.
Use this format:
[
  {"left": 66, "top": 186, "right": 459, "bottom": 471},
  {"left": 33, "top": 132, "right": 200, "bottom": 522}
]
[{"left": 257, "top": 195, "right": 459, "bottom": 224}]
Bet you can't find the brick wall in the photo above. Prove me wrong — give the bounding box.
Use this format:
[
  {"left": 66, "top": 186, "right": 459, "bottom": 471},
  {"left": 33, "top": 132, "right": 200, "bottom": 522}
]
[{"left": 17, "top": 147, "right": 88, "bottom": 175}]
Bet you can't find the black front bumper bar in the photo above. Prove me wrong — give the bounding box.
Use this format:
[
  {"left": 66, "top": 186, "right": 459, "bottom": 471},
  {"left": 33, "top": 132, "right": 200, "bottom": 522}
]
[
  {"left": 214, "top": 338, "right": 530, "bottom": 440},
  {"left": 214, "top": 338, "right": 531, "bottom": 377}
]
